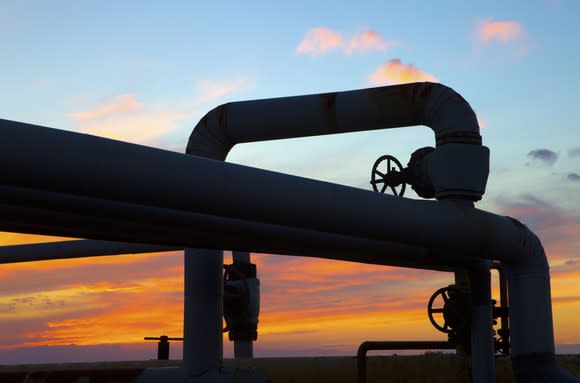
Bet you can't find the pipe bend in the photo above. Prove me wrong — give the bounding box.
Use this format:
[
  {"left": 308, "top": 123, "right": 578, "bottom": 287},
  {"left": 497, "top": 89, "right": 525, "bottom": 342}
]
[
  {"left": 419, "top": 82, "right": 482, "bottom": 145},
  {"left": 187, "top": 102, "right": 235, "bottom": 161},
  {"left": 186, "top": 82, "right": 483, "bottom": 161},
  {"left": 501, "top": 217, "right": 549, "bottom": 273},
  {"left": 498, "top": 219, "right": 579, "bottom": 381}
]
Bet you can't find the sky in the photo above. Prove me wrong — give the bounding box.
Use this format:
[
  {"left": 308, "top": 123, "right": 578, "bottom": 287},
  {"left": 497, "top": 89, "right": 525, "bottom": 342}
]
[{"left": 1, "top": 0, "right": 580, "bottom": 363}]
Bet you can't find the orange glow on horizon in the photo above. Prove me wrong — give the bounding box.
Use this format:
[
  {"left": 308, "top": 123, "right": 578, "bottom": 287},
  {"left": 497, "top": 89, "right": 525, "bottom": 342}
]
[{"left": 1, "top": 232, "right": 579, "bottom": 357}]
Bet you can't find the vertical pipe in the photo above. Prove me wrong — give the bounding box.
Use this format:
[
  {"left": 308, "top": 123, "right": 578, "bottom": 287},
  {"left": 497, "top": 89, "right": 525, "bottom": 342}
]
[
  {"left": 183, "top": 248, "right": 223, "bottom": 378},
  {"left": 232, "top": 251, "right": 254, "bottom": 358},
  {"left": 453, "top": 269, "right": 471, "bottom": 356},
  {"left": 469, "top": 261, "right": 495, "bottom": 383}
]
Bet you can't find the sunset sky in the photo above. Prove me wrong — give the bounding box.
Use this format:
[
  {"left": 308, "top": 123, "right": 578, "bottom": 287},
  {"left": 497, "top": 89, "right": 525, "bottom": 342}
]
[{"left": 1, "top": 1, "right": 580, "bottom": 363}]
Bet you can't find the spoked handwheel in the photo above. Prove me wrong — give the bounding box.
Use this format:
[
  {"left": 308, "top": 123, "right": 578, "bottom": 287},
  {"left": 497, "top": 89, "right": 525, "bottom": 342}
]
[
  {"left": 427, "top": 286, "right": 461, "bottom": 334},
  {"left": 370, "top": 155, "right": 406, "bottom": 196}
]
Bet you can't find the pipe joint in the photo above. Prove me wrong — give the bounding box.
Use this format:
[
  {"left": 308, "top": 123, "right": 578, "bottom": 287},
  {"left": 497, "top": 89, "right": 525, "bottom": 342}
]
[
  {"left": 427, "top": 143, "right": 490, "bottom": 201},
  {"left": 422, "top": 83, "right": 481, "bottom": 139},
  {"left": 187, "top": 104, "right": 234, "bottom": 160}
]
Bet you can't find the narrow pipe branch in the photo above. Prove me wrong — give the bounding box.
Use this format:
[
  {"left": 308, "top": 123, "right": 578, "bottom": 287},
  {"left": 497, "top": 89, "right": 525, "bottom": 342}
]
[{"left": 0, "top": 240, "right": 179, "bottom": 264}]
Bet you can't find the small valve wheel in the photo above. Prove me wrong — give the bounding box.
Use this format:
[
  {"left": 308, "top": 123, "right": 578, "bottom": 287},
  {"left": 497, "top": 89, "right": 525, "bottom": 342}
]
[
  {"left": 427, "top": 285, "right": 469, "bottom": 335},
  {"left": 370, "top": 155, "right": 406, "bottom": 196}
]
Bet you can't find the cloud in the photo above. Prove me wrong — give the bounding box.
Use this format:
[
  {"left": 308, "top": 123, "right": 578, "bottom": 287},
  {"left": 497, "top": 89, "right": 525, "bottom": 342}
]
[
  {"left": 344, "top": 30, "right": 396, "bottom": 55},
  {"left": 368, "top": 59, "right": 437, "bottom": 86},
  {"left": 296, "top": 27, "right": 343, "bottom": 55},
  {"left": 476, "top": 19, "right": 523, "bottom": 44},
  {"left": 0, "top": 242, "right": 453, "bottom": 358},
  {"left": 69, "top": 93, "right": 185, "bottom": 145},
  {"left": 568, "top": 173, "right": 580, "bottom": 182},
  {"left": 76, "top": 111, "right": 185, "bottom": 144},
  {"left": 569, "top": 148, "right": 580, "bottom": 158},
  {"left": 195, "top": 77, "right": 255, "bottom": 104},
  {"left": 69, "top": 94, "right": 143, "bottom": 121},
  {"left": 495, "top": 194, "right": 580, "bottom": 263},
  {"left": 527, "top": 148, "right": 559, "bottom": 166},
  {"left": 296, "top": 27, "right": 395, "bottom": 56}
]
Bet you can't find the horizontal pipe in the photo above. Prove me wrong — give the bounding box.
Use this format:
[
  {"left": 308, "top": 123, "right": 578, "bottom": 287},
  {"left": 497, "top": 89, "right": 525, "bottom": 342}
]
[
  {"left": 0, "top": 185, "right": 467, "bottom": 272},
  {"left": 0, "top": 119, "right": 519, "bottom": 262},
  {"left": 0, "top": 240, "right": 179, "bottom": 264},
  {"left": 187, "top": 82, "right": 481, "bottom": 161},
  {"left": 357, "top": 341, "right": 454, "bottom": 383}
]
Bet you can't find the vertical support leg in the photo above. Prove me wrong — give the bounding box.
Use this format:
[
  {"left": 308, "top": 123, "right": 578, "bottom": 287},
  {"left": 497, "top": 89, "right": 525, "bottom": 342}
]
[
  {"left": 232, "top": 251, "right": 254, "bottom": 358},
  {"left": 453, "top": 269, "right": 471, "bottom": 356},
  {"left": 184, "top": 248, "right": 223, "bottom": 380},
  {"left": 469, "top": 261, "right": 495, "bottom": 383}
]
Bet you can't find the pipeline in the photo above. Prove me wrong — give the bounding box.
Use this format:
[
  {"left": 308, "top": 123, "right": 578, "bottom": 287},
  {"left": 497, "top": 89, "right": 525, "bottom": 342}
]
[
  {"left": 184, "top": 82, "right": 576, "bottom": 382},
  {"left": 184, "top": 82, "right": 489, "bottom": 378},
  {"left": 0, "top": 79, "right": 577, "bottom": 382}
]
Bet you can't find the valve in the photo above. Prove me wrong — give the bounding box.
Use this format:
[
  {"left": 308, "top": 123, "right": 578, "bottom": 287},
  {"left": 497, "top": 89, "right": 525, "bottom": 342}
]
[
  {"left": 427, "top": 285, "right": 471, "bottom": 350},
  {"left": 370, "top": 155, "right": 406, "bottom": 196},
  {"left": 427, "top": 285, "right": 470, "bottom": 334},
  {"left": 427, "top": 284, "right": 511, "bottom": 355},
  {"left": 370, "top": 147, "right": 436, "bottom": 198},
  {"left": 223, "top": 262, "right": 260, "bottom": 342}
]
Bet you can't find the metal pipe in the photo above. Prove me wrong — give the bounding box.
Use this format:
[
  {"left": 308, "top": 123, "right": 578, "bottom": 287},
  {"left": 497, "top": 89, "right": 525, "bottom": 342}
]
[
  {"left": 0, "top": 118, "right": 576, "bottom": 381},
  {"left": 183, "top": 248, "right": 223, "bottom": 378},
  {"left": 0, "top": 120, "right": 500, "bottom": 255},
  {"left": 185, "top": 81, "right": 487, "bottom": 372},
  {"left": 0, "top": 240, "right": 179, "bottom": 264},
  {"left": 0, "top": 185, "right": 470, "bottom": 272},
  {"left": 468, "top": 261, "right": 495, "bottom": 383},
  {"left": 232, "top": 251, "right": 254, "bottom": 358},
  {"left": 186, "top": 82, "right": 486, "bottom": 370},
  {"left": 187, "top": 82, "right": 481, "bottom": 160},
  {"left": 356, "top": 341, "right": 455, "bottom": 383}
]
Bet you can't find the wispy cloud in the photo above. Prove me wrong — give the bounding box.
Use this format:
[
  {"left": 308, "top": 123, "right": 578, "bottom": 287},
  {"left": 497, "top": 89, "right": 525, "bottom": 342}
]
[
  {"left": 344, "top": 30, "right": 396, "bottom": 55},
  {"left": 67, "top": 75, "right": 255, "bottom": 148},
  {"left": 473, "top": 19, "right": 529, "bottom": 57},
  {"left": 495, "top": 194, "right": 580, "bottom": 262},
  {"left": 69, "top": 94, "right": 143, "bottom": 121},
  {"left": 527, "top": 148, "right": 559, "bottom": 166},
  {"left": 76, "top": 112, "right": 185, "bottom": 144},
  {"left": 296, "top": 27, "right": 396, "bottom": 56},
  {"left": 69, "top": 93, "right": 185, "bottom": 145},
  {"left": 195, "top": 77, "right": 255, "bottom": 104},
  {"left": 476, "top": 19, "right": 523, "bottom": 44},
  {"left": 296, "top": 27, "right": 343, "bottom": 55},
  {"left": 568, "top": 148, "right": 580, "bottom": 158},
  {"left": 368, "top": 59, "right": 437, "bottom": 86},
  {"left": 568, "top": 173, "right": 580, "bottom": 182}
]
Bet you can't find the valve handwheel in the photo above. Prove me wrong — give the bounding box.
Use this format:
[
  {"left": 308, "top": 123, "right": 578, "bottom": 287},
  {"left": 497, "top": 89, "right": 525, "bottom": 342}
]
[
  {"left": 370, "top": 155, "right": 406, "bottom": 196},
  {"left": 427, "top": 286, "right": 462, "bottom": 334}
]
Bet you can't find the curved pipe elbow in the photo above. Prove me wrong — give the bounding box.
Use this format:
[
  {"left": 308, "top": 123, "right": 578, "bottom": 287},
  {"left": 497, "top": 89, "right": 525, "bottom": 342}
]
[
  {"left": 421, "top": 82, "right": 482, "bottom": 145},
  {"left": 187, "top": 102, "right": 235, "bottom": 160},
  {"left": 186, "top": 82, "right": 483, "bottom": 158},
  {"left": 501, "top": 219, "right": 578, "bottom": 381}
]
